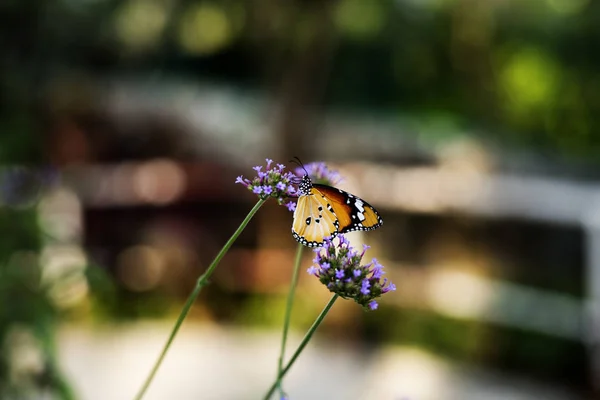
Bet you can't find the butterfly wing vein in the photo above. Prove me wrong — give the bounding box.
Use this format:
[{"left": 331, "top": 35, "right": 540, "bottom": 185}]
[{"left": 292, "top": 192, "right": 339, "bottom": 247}]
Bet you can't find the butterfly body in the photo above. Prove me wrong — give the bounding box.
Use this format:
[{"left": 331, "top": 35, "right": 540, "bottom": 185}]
[{"left": 292, "top": 175, "right": 383, "bottom": 247}]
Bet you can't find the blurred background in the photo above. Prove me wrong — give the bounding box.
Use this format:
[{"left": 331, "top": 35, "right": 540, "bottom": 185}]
[{"left": 1, "top": 0, "right": 600, "bottom": 399}]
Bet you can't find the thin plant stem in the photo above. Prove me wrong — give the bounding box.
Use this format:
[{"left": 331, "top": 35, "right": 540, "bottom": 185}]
[
  {"left": 263, "top": 294, "right": 339, "bottom": 400},
  {"left": 275, "top": 243, "right": 304, "bottom": 397},
  {"left": 134, "top": 199, "right": 267, "bottom": 400}
]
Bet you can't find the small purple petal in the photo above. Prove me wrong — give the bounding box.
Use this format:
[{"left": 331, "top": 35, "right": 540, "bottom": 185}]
[
  {"left": 338, "top": 235, "right": 349, "bottom": 247},
  {"left": 383, "top": 282, "right": 397, "bottom": 293},
  {"left": 335, "top": 269, "right": 345, "bottom": 279},
  {"left": 371, "top": 258, "right": 384, "bottom": 279},
  {"left": 362, "top": 244, "right": 371, "bottom": 255},
  {"left": 353, "top": 269, "right": 361, "bottom": 277},
  {"left": 252, "top": 166, "right": 262, "bottom": 173},
  {"left": 360, "top": 279, "right": 371, "bottom": 295},
  {"left": 266, "top": 158, "right": 273, "bottom": 168},
  {"left": 371, "top": 266, "right": 383, "bottom": 279},
  {"left": 263, "top": 186, "right": 273, "bottom": 195},
  {"left": 276, "top": 182, "right": 286, "bottom": 191},
  {"left": 307, "top": 266, "right": 319, "bottom": 276},
  {"left": 253, "top": 186, "right": 263, "bottom": 194},
  {"left": 368, "top": 301, "right": 378, "bottom": 310},
  {"left": 286, "top": 201, "right": 296, "bottom": 212},
  {"left": 320, "top": 262, "right": 330, "bottom": 270}
]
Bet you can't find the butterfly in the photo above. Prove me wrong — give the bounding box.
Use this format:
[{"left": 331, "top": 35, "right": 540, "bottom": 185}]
[{"left": 292, "top": 169, "right": 383, "bottom": 248}]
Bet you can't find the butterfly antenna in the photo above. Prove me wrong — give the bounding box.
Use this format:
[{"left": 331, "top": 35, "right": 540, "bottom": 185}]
[{"left": 289, "top": 156, "right": 309, "bottom": 176}]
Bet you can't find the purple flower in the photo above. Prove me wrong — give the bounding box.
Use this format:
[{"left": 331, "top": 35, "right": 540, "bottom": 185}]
[
  {"left": 236, "top": 159, "right": 298, "bottom": 206},
  {"left": 383, "top": 282, "right": 396, "bottom": 293},
  {"left": 285, "top": 201, "right": 296, "bottom": 212},
  {"left": 294, "top": 162, "right": 343, "bottom": 186},
  {"left": 361, "top": 244, "right": 371, "bottom": 255},
  {"left": 347, "top": 248, "right": 358, "bottom": 259},
  {"left": 371, "top": 258, "right": 384, "bottom": 279},
  {"left": 338, "top": 235, "right": 350, "bottom": 247},
  {"left": 306, "top": 234, "right": 395, "bottom": 311},
  {"left": 360, "top": 279, "right": 371, "bottom": 295}
]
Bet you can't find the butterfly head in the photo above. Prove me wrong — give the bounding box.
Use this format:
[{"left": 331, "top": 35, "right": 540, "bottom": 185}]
[{"left": 298, "top": 174, "right": 313, "bottom": 196}]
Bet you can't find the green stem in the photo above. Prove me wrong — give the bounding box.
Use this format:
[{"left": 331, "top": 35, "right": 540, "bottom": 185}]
[
  {"left": 134, "top": 199, "right": 267, "bottom": 400},
  {"left": 275, "top": 244, "right": 304, "bottom": 397},
  {"left": 263, "top": 294, "right": 339, "bottom": 400}
]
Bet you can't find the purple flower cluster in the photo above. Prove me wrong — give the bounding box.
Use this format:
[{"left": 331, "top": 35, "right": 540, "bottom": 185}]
[
  {"left": 236, "top": 159, "right": 297, "bottom": 210},
  {"left": 294, "top": 162, "right": 343, "bottom": 186},
  {"left": 308, "top": 235, "right": 396, "bottom": 310}
]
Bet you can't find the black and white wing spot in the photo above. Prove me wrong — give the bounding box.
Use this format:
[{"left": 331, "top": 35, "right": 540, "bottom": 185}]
[{"left": 339, "top": 195, "right": 383, "bottom": 233}]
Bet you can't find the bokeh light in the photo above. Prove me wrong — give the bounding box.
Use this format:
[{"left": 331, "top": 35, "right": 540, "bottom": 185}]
[
  {"left": 178, "top": 3, "right": 234, "bottom": 55},
  {"left": 499, "top": 47, "right": 561, "bottom": 122},
  {"left": 334, "top": 0, "right": 385, "bottom": 41},
  {"left": 114, "top": 0, "right": 169, "bottom": 52},
  {"left": 547, "top": 0, "right": 589, "bottom": 15},
  {"left": 117, "top": 245, "right": 165, "bottom": 292}
]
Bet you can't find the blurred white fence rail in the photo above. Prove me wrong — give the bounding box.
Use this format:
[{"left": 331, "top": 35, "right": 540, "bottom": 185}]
[{"left": 339, "top": 163, "right": 598, "bottom": 225}]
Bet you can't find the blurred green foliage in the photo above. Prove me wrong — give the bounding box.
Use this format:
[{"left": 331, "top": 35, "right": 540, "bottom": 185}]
[
  {"left": 2, "top": 0, "right": 599, "bottom": 159},
  {"left": 0, "top": 208, "right": 74, "bottom": 398}
]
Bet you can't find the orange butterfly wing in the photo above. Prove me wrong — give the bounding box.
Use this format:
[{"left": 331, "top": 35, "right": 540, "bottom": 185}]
[{"left": 312, "top": 184, "right": 383, "bottom": 233}]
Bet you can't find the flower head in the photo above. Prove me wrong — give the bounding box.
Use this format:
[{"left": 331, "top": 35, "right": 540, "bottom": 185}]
[
  {"left": 295, "top": 162, "right": 343, "bottom": 186},
  {"left": 236, "top": 159, "right": 298, "bottom": 206},
  {"left": 308, "top": 235, "right": 395, "bottom": 310}
]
